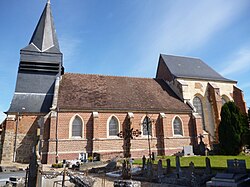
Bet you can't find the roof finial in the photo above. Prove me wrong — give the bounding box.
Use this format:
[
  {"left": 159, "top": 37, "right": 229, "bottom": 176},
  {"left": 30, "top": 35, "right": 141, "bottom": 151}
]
[{"left": 47, "top": 0, "right": 51, "bottom": 4}]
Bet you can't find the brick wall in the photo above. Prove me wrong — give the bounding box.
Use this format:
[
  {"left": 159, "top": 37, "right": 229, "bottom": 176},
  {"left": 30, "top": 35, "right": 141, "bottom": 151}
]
[
  {"left": 45, "top": 111, "right": 195, "bottom": 163},
  {"left": 1, "top": 115, "right": 42, "bottom": 163},
  {"left": 233, "top": 86, "right": 247, "bottom": 115},
  {"left": 156, "top": 56, "right": 173, "bottom": 82}
]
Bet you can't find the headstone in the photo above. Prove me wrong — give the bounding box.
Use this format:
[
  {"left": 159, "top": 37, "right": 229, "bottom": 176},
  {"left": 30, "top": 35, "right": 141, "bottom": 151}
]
[
  {"left": 146, "top": 159, "right": 153, "bottom": 181},
  {"left": 206, "top": 159, "right": 249, "bottom": 187},
  {"left": 166, "top": 159, "right": 171, "bottom": 174},
  {"left": 191, "top": 170, "right": 199, "bottom": 187},
  {"left": 183, "top": 145, "right": 194, "bottom": 156},
  {"left": 152, "top": 152, "right": 155, "bottom": 162},
  {"left": 198, "top": 134, "right": 206, "bottom": 155},
  {"left": 189, "top": 162, "right": 195, "bottom": 172},
  {"left": 79, "top": 152, "right": 88, "bottom": 162},
  {"left": 157, "top": 159, "right": 163, "bottom": 177},
  {"left": 105, "top": 160, "right": 117, "bottom": 172},
  {"left": 93, "top": 152, "right": 100, "bottom": 161},
  {"left": 227, "top": 159, "right": 247, "bottom": 174},
  {"left": 142, "top": 155, "right": 146, "bottom": 171},
  {"left": 175, "top": 156, "right": 181, "bottom": 177},
  {"left": 205, "top": 157, "right": 212, "bottom": 175}
]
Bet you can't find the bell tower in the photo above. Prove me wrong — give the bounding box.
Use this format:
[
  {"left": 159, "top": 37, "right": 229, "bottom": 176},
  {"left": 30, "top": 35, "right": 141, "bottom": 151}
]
[{"left": 8, "top": 1, "right": 64, "bottom": 113}]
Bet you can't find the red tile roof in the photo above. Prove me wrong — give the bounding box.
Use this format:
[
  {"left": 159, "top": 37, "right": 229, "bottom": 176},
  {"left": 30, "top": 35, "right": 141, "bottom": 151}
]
[{"left": 57, "top": 73, "right": 191, "bottom": 113}]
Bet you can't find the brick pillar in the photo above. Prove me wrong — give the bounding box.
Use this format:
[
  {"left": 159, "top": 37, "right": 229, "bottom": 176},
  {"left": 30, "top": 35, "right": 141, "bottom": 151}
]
[
  {"left": 1, "top": 115, "right": 16, "bottom": 163},
  {"left": 47, "top": 111, "right": 57, "bottom": 164},
  {"left": 208, "top": 83, "right": 222, "bottom": 143},
  {"left": 156, "top": 114, "right": 165, "bottom": 156},
  {"left": 92, "top": 112, "right": 99, "bottom": 154},
  {"left": 233, "top": 86, "right": 247, "bottom": 115},
  {"left": 163, "top": 114, "right": 171, "bottom": 137}
]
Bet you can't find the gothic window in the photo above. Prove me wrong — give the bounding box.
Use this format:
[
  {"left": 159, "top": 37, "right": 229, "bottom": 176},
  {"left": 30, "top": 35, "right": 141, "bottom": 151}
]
[
  {"left": 173, "top": 116, "right": 183, "bottom": 136},
  {"left": 193, "top": 96, "right": 205, "bottom": 130},
  {"left": 142, "top": 116, "right": 152, "bottom": 136},
  {"left": 108, "top": 116, "right": 119, "bottom": 136},
  {"left": 71, "top": 116, "right": 83, "bottom": 138}
]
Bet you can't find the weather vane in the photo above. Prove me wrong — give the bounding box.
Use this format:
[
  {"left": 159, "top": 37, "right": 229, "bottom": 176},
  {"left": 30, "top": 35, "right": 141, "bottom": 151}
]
[{"left": 47, "top": 0, "right": 51, "bottom": 4}]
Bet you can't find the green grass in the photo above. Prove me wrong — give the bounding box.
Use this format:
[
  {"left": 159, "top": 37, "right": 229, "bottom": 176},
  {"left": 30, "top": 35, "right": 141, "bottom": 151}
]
[{"left": 133, "top": 155, "right": 250, "bottom": 169}]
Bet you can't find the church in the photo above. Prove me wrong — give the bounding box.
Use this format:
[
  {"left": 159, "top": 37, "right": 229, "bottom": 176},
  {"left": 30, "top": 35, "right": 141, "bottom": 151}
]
[{"left": 0, "top": 1, "right": 247, "bottom": 164}]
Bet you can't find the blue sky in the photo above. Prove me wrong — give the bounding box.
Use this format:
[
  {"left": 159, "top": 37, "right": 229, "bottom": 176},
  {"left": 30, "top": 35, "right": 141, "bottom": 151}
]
[{"left": 0, "top": 0, "right": 250, "bottom": 122}]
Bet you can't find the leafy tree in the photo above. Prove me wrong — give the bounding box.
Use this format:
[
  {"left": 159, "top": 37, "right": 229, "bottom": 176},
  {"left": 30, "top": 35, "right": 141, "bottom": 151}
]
[{"left": 218, "top": 102, "right": 248, "bottom": 155}]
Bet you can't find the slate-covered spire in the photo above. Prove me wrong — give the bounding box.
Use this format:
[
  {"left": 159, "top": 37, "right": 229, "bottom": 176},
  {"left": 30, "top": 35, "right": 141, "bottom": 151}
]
[
  {"left": 8, "top": 1, "right": 63, "bottom": 114},
  {"left": 22, "top": 0, "right": 60, "bottom": 53}
]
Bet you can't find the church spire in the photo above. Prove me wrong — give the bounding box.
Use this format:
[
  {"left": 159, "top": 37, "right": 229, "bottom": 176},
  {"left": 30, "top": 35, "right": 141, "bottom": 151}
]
[
  {"left": 8, "top": 1, "right": 63, "bottom": 113},
  {"left": 23, "top": 0, "right": 60, "bottom": 53}
]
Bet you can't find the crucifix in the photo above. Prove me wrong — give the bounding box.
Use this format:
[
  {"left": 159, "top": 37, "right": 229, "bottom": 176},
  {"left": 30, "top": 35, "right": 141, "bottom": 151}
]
[{"left": 117, "top": 118, "right": 141, "bottom": 179}]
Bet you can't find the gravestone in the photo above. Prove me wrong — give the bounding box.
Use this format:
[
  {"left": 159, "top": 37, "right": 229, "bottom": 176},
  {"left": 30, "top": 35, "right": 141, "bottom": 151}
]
[
  {"left": 157, "top": 159, "right": 163, "bottom": 177},
  {"left": 146, "top": 159, "right": 153, "bottom": 181},
  {"left": 227, "top": 159, "right": 247, "bottom": 174},
  {"left": 189, "top": 162, "right": 195, "bottom": 174},
  {"left": 206, "top": 159, "right": 249, "bottom": 187},
  {"left": 183, "top": 145, "right": 194, "bottom": 156},
  {"left": 142, "top": 155, "right": 146, "bottom": 171},
  {"left": 166, "top": 158, "right": 171, "bottom": 174},
  {"left": 175, "top": 156, "right": 182, "bottom": 178},
  {"left": 205, "top": 157, "right": 212, "bottom": 175}
]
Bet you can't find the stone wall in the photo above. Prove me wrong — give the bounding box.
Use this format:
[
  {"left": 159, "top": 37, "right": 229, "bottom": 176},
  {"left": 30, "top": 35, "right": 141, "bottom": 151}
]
[{"left": 170, "top": 78, "right": 237, "bottom": 144}]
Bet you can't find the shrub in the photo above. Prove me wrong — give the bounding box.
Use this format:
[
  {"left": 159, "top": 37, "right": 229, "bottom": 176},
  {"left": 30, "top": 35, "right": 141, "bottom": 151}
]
[{"left": 218, "top": 102, "right": 248, "bottom": 155}]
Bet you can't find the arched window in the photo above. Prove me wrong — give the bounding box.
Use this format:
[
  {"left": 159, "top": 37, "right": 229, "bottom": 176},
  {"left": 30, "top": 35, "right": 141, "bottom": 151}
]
[
  {"left": 71, "top": 116, "right": 83, "bottom": 138},
  {"left": 173, "top": 116, "right": 183, "bottom": 136},
  {"left": 142, "top": 116, "right": 152, "bottom": 136},
  {"left": 108, "top": 116, "right": 119, "bottom": 136},
  {"left": 193, "top": 96, "right": 205, "bottom": 130}
]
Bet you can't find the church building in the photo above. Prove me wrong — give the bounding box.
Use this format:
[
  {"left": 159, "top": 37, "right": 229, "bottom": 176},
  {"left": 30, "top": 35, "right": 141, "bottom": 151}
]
[{"left": 0, "top": 2, "right": 247, "bottom": 164}]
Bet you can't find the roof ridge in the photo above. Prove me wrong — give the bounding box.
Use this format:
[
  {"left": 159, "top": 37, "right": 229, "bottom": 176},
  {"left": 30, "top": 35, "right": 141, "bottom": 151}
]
[
  {"left": 160, "top": 53, "right": 201, "bottom": 60},
  {"left": 63, "top": 72, "right": 155, "bottom": 80}
]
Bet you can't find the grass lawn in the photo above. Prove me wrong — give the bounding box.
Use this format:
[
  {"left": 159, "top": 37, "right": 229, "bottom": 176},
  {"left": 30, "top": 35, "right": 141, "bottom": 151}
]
[{"left": 133, "top": 155, "right": 250, "bottom": 169}]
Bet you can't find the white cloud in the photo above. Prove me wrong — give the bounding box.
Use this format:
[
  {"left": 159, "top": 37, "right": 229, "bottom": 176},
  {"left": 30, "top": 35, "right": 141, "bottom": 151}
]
[
  {"left": 158, "top": 0, "right": 247, "bottom": 53},
  {"left": 220, "top": 47, "right": 250, "bottom": 76},
  {"left": 132, "top": 0, "right": 248, "bottom": 75}
]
